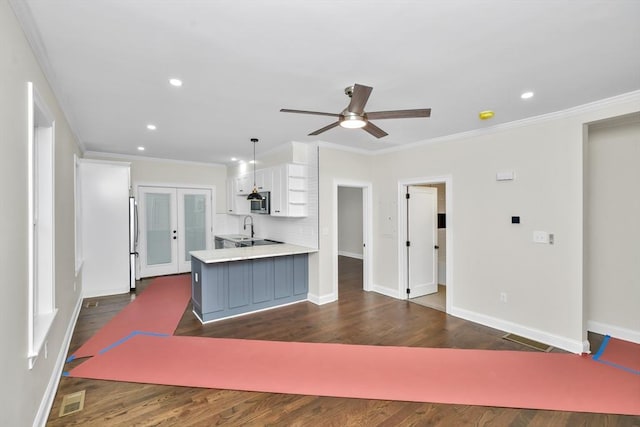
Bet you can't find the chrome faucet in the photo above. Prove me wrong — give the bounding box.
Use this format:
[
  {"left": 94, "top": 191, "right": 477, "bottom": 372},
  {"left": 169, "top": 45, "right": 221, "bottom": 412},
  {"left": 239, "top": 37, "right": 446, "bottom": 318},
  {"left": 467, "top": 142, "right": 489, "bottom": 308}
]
[{"left": 243, "top": 215, "right": 254, "bottom": 239}]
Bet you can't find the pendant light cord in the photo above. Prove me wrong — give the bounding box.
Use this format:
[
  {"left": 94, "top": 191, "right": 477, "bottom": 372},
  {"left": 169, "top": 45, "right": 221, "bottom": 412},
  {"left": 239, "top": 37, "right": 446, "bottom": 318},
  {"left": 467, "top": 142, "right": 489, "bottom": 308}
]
[{"left": 253, "top": 138, "right": 257, "bottom": 187}]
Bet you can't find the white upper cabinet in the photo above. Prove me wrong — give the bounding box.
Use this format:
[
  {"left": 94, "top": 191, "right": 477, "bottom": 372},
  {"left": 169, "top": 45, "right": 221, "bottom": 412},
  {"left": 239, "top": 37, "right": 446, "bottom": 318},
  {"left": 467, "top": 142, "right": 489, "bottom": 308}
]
[
  {"left": 235, "top": 174, "right": 251, "bottom": 195},
  {"left": 255, "top": 168, "right": 273, "bottom": 192},
  {"left": 270, "top": 164, "right": 307, "bottom": 217},
  {"left": 227, "top": 178, "right": 249, "bottom": 215},
  {"left": 228, "top": 164, "right": 307, "bottom": 217}
]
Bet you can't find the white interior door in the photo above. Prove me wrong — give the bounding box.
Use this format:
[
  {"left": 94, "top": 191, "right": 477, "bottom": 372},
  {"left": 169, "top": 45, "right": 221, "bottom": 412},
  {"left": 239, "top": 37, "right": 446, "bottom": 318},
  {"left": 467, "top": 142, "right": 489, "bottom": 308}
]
[
  {"left": 407, "top": 186, "right": 438, "bottom": 298},
  {"left": 177, "top": 188, "right": 212, "bottom": 273},
  {"left": 139, "top": 187, "right": 178, "bottom": 277}
]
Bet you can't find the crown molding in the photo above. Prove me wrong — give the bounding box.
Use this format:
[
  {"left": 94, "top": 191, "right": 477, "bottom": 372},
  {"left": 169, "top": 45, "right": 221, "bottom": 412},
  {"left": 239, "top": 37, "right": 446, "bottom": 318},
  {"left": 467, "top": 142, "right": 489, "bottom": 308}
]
[
  {"left": 316, "top": 141, "right": 375, "bottom": 156},
  {"left": 83, "top": 151, "right": 226, "bottom": 168},
  {"left": 375, "top": 90, "right": 640, "bottom": 155},
  {"left": 9, "top": 0, "right": 86, "bottom": 153}
]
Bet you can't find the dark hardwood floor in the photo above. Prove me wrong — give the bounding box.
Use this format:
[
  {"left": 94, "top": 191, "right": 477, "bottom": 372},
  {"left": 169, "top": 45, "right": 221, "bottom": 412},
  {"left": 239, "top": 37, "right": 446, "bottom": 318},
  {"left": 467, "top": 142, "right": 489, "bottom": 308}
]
[{"left": 47, "top": 256, "right": 639, "bottom": 426}]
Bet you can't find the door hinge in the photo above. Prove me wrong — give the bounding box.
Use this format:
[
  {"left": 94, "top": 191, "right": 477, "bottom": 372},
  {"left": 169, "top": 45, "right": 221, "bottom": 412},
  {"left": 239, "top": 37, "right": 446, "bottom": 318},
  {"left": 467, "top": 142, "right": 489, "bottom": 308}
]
[
  {"left": 406, "top": 241, "right": 410, "bottom": 247},
  {"left": 406, "top": 288, "right": 411, "bottom": 295},
  {"left": 405, "top": 193, "right": 410, "bottom": 199},
  {"left": 434, "top": 245, "right": 439, "bottom": 249}
]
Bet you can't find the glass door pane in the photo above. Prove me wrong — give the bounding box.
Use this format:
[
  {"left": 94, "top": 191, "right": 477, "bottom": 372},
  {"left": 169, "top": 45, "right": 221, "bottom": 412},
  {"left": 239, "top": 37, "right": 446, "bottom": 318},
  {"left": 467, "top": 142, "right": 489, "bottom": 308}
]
[
  {"left": 183, "top": 194, "right": 207, "bottom": 261},
  {"left": 138, "top": 186, "right": 178, "bottom": 278},
  {"left": 146, "top": 192, "right": 172, "bottom": 265},
  {"left": 177, "top": 188, "right": 212, "bottom": 273}
]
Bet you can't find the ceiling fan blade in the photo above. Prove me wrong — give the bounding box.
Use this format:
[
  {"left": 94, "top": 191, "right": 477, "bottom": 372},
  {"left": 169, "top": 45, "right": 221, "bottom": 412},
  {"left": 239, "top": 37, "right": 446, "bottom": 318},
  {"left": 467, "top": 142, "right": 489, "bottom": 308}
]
[
  {"left": 280, "top": 109, "right": 340, "bottom": 118},
  {"left": 362, "top": 121, "right": 388, "bottom": 139},
  {"left": 347, "top": 84, "right": 373, "bottom": 114},
  {"left": 366, "top": 108, "right": 431, "bottom": 120},
  {"left": 309, "top": 121, "right": 341, "bottom": 136}
]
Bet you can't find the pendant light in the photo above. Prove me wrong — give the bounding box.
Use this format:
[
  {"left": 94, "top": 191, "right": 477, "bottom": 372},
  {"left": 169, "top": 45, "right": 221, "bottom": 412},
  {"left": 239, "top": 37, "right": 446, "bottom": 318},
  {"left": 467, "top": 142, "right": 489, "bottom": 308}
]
[{"left": 247, "top": 138, "right": 264, "bottom": 200}]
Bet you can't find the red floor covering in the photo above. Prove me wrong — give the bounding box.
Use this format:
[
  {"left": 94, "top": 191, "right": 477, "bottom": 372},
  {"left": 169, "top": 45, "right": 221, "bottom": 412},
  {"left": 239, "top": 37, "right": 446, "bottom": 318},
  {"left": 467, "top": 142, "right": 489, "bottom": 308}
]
[
  {"left": 69, "top": 334, "right": 640, "bottom": 415},
  {"left": 67, "top": 274, "right": 640, "bottom": 415},
  {"left": 69, "top": 274, "right": 191, "bottom": 360}
]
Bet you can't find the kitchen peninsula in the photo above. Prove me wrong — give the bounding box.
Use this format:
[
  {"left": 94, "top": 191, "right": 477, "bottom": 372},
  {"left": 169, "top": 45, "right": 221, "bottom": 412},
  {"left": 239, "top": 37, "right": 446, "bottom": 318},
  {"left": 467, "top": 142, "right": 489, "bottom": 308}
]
[{"left": 190, "top": 243, "right": 316, "bottom": 323}]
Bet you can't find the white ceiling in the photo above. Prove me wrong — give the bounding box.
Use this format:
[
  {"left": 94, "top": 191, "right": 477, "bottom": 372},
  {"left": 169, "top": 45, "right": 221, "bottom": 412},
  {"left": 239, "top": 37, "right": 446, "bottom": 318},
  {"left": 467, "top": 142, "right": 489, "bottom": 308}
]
[{"left": 14, "top": 0, "right": 640, "bottom": 164}]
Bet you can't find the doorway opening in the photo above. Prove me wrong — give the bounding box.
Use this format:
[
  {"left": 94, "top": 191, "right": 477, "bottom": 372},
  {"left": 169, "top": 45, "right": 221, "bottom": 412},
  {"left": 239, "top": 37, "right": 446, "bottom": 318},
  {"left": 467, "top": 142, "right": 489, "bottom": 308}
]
[
  {"left": 333, "top": 180, "right": 372, "bottom": 300},
  {"left": 398, "top": 176, "right": 452, "bottom": 313}
]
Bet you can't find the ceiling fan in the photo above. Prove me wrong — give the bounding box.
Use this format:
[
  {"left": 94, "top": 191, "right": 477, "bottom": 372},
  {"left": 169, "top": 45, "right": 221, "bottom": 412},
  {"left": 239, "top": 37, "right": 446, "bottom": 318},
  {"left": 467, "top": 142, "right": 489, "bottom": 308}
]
[{"left": 280, "top": 83, "right": 431, "bottom": 139}]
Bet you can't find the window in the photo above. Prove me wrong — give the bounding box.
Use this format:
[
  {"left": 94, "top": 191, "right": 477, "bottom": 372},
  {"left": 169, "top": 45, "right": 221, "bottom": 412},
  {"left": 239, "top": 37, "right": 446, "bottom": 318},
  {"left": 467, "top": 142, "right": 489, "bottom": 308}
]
[{"left": 27, "top": 82, "right": 57, "bottom": 369}]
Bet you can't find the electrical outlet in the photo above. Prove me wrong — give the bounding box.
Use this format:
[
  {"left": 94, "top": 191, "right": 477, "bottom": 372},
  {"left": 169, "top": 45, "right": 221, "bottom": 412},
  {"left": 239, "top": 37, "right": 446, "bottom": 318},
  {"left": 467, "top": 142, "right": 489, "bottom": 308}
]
[
  {"left": 533, "top": 231, "right": 549, "bottom": 244},
  {"left": 500, "top": 292, "right": 508, "bottom": 303}
]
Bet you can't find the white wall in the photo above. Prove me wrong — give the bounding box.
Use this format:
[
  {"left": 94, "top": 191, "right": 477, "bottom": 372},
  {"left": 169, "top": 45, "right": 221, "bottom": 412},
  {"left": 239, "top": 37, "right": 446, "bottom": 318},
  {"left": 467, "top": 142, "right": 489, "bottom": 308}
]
[
  {"left": 585, "top": 114, "right": 640, "bottom": 342},
  {"left": 368, "top": 95, "right": 640, "bottom": 352},
  {"left": 338, "top": 187, "right": 363, "bottom": 258},
  {"left": 1, "top": 2, "right": 83, "bottom": 425},
  {"left": 314, "top": 93, "right": 640, "bottom": 352},
  {"left": 85, "top": 153, "right": 228, "bottom": 213}
]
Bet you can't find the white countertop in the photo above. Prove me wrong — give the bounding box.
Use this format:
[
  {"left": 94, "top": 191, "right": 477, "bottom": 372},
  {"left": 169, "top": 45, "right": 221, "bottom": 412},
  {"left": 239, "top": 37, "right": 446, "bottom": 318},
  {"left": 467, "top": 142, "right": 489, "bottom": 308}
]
[{"left": 191, "top": 243, "right": 317, "bottom": 264}]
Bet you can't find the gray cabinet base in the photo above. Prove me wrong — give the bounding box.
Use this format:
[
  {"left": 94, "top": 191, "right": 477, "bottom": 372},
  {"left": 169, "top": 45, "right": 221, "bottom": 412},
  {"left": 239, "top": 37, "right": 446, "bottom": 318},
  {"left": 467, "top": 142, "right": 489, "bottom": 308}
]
[{"left": 191, "top": 253, "right": 308, "bottom": 323}]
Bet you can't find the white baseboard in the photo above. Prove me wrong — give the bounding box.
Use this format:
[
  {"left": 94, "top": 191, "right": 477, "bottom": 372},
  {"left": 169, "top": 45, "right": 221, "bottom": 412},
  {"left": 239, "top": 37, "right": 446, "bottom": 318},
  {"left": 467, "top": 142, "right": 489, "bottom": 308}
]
[
  {"left": 587, "top": 320, "right": 640, "bottom": 344},
  {"left": 307, "top": 292, "right": 337, "bottom": 305},
  {"left": 83, "top": 287, "right": 130, "bottom": 298},
  {"left": 337, "top": 251, "right": 363, "bottom": 260},
  {"left": 33, "top": 294, "right": 83, "bottom": 427},
  {"left": 449, "top": 306, "right": 587, "bottom": 354},
  {"left": 371, "top": 283, "right": 402, "bottom": 299}
]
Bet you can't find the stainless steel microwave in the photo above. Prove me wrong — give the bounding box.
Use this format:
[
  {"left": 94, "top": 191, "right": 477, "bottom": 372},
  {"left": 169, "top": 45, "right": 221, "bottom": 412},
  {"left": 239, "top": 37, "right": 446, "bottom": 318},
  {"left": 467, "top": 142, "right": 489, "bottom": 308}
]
[{"left": 250, "top": 191, "right": 270, "bottom": 214}]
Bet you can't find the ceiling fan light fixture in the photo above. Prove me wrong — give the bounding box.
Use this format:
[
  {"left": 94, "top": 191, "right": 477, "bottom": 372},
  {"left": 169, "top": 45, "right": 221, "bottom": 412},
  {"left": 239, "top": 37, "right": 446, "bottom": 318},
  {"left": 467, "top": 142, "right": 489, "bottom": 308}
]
[{"left": 339, "top": 114, "right": 367, "bottom": 129}]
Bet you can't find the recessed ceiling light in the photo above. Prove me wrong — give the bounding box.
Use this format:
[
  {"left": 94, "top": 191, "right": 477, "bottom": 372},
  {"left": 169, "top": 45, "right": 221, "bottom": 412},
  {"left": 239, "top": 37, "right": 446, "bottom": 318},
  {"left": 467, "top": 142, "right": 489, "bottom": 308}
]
[
  {"left": 249, "top": 160, "right": 256, "bottom": 164},
  {"left": 231, "top": 157, "right": 237, "bottom": 162},
  {"left": 169, "top": 78, "right": 183, "bottom": 87},
  {"left": 146, "top": 124, "right": 157, "bottom": 130},
  {"left": 137, "top": 146, "right": 145, "bottom": 151},
  {"left": 521, "top": 91, "right": 534, "bottom": 99}
]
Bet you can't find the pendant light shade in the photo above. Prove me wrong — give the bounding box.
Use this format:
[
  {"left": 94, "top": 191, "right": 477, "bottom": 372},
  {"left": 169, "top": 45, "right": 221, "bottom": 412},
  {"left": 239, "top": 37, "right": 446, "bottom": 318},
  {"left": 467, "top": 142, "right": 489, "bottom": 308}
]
[{"left": 247, "top": 138, "right": 264, "bottom": 200}]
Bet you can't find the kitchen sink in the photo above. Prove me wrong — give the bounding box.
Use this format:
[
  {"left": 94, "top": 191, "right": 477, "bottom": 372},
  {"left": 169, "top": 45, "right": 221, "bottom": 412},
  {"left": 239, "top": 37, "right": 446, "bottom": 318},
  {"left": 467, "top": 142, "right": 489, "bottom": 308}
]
[{"left": 238, "top": 239, "right": 284, "bottom": 247}]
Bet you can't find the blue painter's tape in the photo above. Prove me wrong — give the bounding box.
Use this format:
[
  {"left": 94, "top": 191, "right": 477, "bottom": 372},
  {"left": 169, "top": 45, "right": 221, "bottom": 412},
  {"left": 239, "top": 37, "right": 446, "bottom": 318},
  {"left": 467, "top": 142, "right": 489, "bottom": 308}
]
[
  {"left": 595, "top": 359, "right": 640, "bottom": 375},
  {"left": 132, "top": 330, "right": 170, "bottom": 338},
  {"left": 62, "top": 371, "right": 70, "bottom": 377},
  {"left": 98, "top": 332, "right": 138, "bottom": 355},
  {"left": 591, "top": 334, "right": 639, "bottom": 375},
  {"left": 66, "top": 355, "right": 76, "bottom": 363},
  {"left": 97, "top": 330, "right": 170, "bottom": 355},
  {"left": 592, "top": 335, "right": 610, "bottom": 361}
]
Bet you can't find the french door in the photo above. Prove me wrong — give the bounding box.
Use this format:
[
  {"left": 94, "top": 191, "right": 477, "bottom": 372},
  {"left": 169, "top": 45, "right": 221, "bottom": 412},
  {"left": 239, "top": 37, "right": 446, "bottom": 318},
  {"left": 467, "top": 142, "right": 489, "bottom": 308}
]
[{"left": 138, "top": 186, "right": 212, "bottom": 278}]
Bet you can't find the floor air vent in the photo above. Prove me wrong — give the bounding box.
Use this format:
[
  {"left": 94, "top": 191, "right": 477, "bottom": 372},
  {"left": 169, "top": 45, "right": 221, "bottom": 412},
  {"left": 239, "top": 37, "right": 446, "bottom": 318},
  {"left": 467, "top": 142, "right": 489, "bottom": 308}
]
[
  {"left": 503, "top": 333, "right": 553, "bottom": 352},
  {"left": 59, "top": 390, "right": 85, "bottom": 417},
  {"left": 85, "top": 301, "right": 99, "bottom": 308}
]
